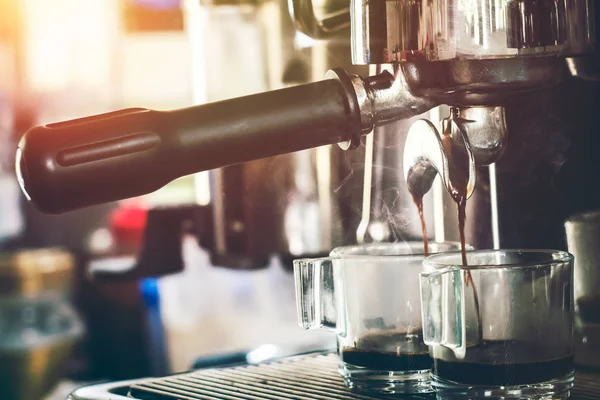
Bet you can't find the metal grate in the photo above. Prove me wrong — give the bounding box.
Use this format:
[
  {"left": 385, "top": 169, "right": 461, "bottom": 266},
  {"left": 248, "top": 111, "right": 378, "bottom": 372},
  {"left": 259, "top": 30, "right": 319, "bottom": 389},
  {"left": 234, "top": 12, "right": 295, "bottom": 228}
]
[{"left": 125, "top": 353, "right": 600, "bottom": 400}]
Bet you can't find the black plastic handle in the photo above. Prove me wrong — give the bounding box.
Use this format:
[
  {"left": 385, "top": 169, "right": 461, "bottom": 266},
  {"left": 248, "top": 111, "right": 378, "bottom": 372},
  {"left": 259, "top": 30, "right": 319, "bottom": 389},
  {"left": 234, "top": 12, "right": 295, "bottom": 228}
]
[{"left": 17, "top": 77, "right": 360, "bottom": 214}]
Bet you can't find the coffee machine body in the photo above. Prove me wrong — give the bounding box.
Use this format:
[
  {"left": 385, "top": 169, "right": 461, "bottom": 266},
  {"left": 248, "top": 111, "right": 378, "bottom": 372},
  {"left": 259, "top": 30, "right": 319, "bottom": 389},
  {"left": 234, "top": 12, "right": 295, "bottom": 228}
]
[
  {"left": 299, "top": 0, "right": 600, "bottom": 251},
  {"left": 14, "top": 0, "right": 600, "bottom": 269}
]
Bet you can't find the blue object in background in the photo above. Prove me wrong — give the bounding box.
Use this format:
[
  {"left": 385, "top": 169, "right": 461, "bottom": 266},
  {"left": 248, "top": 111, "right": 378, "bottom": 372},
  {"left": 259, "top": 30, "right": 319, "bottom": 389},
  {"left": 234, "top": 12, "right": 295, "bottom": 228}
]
[{"left": 141, "top": 278, "right": 170, "bottom": 376}]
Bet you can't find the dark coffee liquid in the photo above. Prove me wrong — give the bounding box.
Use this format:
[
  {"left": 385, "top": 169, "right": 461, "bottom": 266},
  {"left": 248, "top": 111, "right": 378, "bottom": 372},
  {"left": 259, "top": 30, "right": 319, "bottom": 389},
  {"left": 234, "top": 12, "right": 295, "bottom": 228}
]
[
  {"left": 341, "top": 331, "right": 431, "bottom": 371},
  {"left": 441, "top": 134, "right": 469, "bottom": 266},
  {"left": 433, "top": 340, "right": 574, "bottom": 386},
  {"left": 412, "top": 193, "right": 428, "bottom": 256}
]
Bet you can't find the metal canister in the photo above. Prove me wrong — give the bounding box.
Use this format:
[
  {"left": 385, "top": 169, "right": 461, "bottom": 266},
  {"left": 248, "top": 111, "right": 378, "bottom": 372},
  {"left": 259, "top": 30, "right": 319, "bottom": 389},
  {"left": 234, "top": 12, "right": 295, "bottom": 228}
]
[{"left": 565, "top": 210, "right": 600, "bottom": 368}]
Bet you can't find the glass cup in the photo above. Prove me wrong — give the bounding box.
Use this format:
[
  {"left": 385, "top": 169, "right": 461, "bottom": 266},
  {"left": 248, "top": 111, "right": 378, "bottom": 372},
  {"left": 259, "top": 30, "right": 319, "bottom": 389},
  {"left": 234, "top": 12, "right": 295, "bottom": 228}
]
[
  {"left": 421, "top": 250, "right": 575, "bottom": 400},
  {"left": 294, "top": 241, "right": 466, "bottom": 394}
]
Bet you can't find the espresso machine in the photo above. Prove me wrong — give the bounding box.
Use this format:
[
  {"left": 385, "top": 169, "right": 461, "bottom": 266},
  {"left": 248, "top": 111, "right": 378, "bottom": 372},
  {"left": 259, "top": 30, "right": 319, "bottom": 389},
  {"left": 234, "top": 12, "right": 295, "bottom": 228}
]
[
  {"left": 13, "top": 0, "right": 600, "bottom": 398},
  {"left": 16, "top": 0, "right": 600, "bottom": 253}
]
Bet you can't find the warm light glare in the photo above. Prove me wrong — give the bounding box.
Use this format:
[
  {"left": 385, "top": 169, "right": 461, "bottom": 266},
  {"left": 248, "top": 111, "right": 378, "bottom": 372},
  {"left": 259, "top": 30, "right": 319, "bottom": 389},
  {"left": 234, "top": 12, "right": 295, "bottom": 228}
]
[{"left": 22, "top": 0, "right": 116, "bottom": 93}]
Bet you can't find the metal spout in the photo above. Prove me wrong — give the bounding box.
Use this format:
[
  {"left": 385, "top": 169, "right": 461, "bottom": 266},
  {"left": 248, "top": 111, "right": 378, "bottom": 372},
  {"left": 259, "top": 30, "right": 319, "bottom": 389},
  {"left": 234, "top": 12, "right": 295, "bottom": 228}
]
[
  {"left": 403, "top": 116, "right": 476, "bottom": 202},
  {"left": 403, "top": 106, "right": 507, "bottom": 201}
]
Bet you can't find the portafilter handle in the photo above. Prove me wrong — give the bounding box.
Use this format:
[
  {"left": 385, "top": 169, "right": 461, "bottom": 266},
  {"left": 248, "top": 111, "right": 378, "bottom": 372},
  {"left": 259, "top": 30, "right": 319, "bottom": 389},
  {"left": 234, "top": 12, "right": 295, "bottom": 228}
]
[
  {"left": 16, "top": 73, "right": 362, "bottom": 214},
  {"left": 16, "top": 68, "right": 436, "bottom": 214}
]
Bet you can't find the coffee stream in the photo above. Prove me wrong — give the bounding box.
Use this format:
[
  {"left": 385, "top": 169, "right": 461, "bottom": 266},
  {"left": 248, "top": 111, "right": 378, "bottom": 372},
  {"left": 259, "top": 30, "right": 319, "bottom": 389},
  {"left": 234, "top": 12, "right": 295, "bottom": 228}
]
[
  {"left": 411, "top": 133, "right": 482, "bottom": 341},
  {"left": 412, "top": 193, "right": 429, "bottom": 257},
  {"left": 441, "top": 134, "right": 469, "bottom": 266}
]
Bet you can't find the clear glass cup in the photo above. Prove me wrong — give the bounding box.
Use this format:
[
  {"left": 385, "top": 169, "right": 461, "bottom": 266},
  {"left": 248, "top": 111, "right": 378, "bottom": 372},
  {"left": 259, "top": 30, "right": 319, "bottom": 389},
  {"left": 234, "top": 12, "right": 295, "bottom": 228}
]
[
  {"left": 421, "top": 250, "right": 574, "bottom": 400},
  {"left": 294, "top": 241, "right": 466, "bottom": 394}
]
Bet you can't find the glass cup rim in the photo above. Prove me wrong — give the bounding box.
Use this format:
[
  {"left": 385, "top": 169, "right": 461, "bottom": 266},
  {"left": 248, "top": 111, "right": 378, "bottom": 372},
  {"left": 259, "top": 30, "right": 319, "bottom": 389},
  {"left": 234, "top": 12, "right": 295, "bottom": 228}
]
[
  {"left": 422, "top": 248, "right": 573, "bottom": 272},
  {"left": 565, "top": 209, "right": 600, "bottom": 224},
  {"left": 328, "top": 241, "right": 472, "bottom": 260}
]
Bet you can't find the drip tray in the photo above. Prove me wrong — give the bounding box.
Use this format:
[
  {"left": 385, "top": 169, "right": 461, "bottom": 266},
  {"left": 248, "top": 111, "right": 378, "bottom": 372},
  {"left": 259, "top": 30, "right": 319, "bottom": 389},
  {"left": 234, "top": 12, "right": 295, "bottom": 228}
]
[{"left": 68, "top": 353, "right": 600, "bottom": 400}]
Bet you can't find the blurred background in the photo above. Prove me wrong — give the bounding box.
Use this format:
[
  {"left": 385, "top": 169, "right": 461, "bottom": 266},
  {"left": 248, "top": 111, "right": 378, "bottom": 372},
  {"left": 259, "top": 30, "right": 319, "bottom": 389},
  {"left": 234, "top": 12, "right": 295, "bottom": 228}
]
[{"left": 0, "top": 0, "right": 369, "bottom": 398}]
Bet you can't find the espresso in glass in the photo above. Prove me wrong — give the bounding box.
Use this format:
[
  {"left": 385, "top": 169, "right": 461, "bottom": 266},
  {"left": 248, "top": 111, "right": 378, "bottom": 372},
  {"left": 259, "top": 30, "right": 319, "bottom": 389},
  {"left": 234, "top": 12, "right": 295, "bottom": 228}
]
[
  {"left": 433, "top": 340, "right": 574, "bottom": 387},
  {"left": 421, "top": 250, "right": 575, "bottom": 400},
  {"left": 295, "top": 242, "right": 465, "bottom": 394},
  {"left": 341, "top": 330, "right": 431, "bottom": 372}
]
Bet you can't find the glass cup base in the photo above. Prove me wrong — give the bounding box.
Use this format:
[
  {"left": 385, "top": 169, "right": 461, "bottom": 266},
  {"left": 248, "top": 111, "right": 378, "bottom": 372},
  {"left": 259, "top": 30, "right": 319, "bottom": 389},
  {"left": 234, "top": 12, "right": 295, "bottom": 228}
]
[
  {"left": 431, "top": 372, "right": 575, "bottom": 400},
  {"left": 339, "top": 362, "right": 433, "bottom": 394}
]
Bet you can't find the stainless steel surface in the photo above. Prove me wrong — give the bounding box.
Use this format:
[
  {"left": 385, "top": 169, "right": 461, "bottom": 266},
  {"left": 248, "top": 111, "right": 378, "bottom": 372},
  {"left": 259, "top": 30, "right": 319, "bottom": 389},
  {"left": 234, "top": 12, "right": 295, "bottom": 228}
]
[
  {"left": 565, "top": 210, "right": 600, "bottom": 315},
  {"left": 335, "top": 66, "right": 438, "bottom": 134},
  {"left": 568, "top": 57, "right": 600, "bottom": 81},
  {"left": 288, "top": 0, "right": 349, "bottom": 39},
  {"left": 506, "top": 0, "right": 593, "bottom": 51},
  {"left": 351, "top": 0, "right": 594, "bottom": 64},
  {"left": 566, "top": 0, "right": 600, "bottom": 81},
  {"left": 347, "top": 0, "right": 593, "bottom": 106},
  {"left": 401, "top": 57, "right": 567, "bottom": 106},
  {"left": 67, "top": 353, "right": 600, "bottom": 400},
  {"left": 68, "top": 378, "right": 156, "bottom": 400},
  {"left": 454, "top": 106, "right": 507, "bottom": 167},
  {"left": 291, "top": 0, "right": 596, "bottom": 105},
  {"left": 565, "top": 210, "right": 600, "bottom": 368}
]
